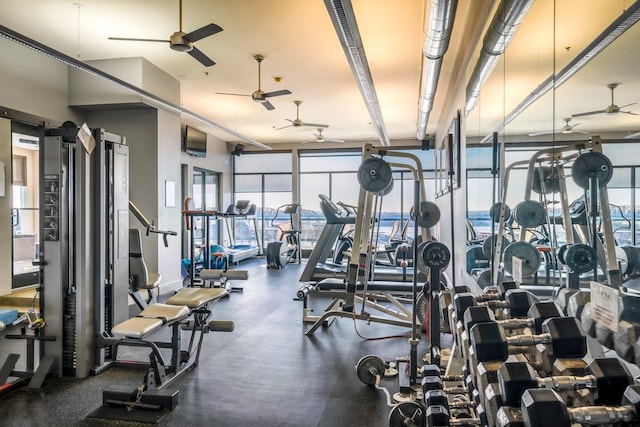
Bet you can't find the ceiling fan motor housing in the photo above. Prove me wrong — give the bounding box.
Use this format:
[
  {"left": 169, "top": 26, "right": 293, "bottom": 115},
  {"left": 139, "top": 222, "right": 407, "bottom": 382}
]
[
  {"left": 251, "top": 90, "right": 266, "bottom": 102},
  {"left": 170, "top": 32, "right": 193, "bottom": 52}
]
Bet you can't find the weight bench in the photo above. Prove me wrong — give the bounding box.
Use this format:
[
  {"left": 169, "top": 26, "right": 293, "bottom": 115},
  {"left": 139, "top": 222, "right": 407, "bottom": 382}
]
[{"left": 100, "top": 286, "right": 232, "bottom": 413}]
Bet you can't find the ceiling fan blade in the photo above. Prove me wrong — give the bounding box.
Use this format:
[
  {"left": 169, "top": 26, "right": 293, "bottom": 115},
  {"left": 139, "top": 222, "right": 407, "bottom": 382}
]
[
  {"left": 262, "top": 100, "right": 275, "bottom": 111},
  {"left": 618, "top": 102, "right": 637, "bottom": 109},
  {"left": 188, "top": 46, "right": 215, "bottom": 67},
  {"left": 621, "top": 110, "right": 640, "bottom": 116},
  {"left": 184, "top": 23, "right": 223, "bottom": 42},
  {"left": 624, "top": 131, "right": 640, "bottom": 139},
  {"left": 326, "top": 139, "right": 345, "bottom": 143},
  {"left": 300, "top": 139, "right": 315, "bottom": 144},
  {"left": 263, "top": 89, "right": 292, "bottom": 98},
  {"left": 302, "top": 122, "right": 329, "bottom": 128},
  {"left": 572, "top": 109, "right": 607, "bottom": 118},
  {"left": 528, "top": 130, "right": 554, "bottom": 136},
  {"left": 275, "top": 124, "right": 293, "bottom": 131},
  {"left": 108, "top": 37, "right": 169, "bottom": 43},
  {"left": 216, "top": 92, "right": 251, "bottom": 97}
]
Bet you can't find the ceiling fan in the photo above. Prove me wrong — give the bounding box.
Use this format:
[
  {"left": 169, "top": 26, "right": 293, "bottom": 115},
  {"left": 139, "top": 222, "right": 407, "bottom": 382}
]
[
  {"left": 276, "top": 101, "right": 329, "bottom": 130},
  {"left": 528, "top": 118, "right": 590, "bottom": 137},
  {"left": 572, "top": 83, "right": 638, "bottom": 118},
  {"left": 301, "top": 128, "right": 344, "bottom": 144},
  {"left": 216, "top": 55, "right": 291, "bottom": 110},
  {"left": 108, "top": 0, "right": 222, "bottom": 67}
]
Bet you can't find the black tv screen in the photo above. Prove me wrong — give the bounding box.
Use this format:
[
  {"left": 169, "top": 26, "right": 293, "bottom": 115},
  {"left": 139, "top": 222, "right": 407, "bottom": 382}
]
[{"left": 184, "top": 126, "right": 207, "bottom": 157}]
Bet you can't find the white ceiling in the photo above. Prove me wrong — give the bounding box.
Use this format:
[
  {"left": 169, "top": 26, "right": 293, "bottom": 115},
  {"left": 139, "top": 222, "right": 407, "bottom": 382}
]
[{"left": 1, "top": 0, "right": 639, "bottom": 148}]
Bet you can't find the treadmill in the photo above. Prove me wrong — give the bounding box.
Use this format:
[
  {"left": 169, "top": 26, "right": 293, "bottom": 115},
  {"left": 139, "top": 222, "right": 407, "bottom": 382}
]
[{"left": 221, "top": 200, "right": 261, "bottom": 264}]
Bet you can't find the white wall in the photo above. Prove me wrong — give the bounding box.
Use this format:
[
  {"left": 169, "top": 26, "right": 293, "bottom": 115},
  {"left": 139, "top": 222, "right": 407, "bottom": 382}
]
[{"left": 0, "top": 118, "right": 12, "bottom": 296}]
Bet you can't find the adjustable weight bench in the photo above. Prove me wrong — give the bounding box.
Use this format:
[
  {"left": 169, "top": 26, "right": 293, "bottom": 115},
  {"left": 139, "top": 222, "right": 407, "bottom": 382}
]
[{"left": 99, "top": 286, "right": 232, "bottom": 414}]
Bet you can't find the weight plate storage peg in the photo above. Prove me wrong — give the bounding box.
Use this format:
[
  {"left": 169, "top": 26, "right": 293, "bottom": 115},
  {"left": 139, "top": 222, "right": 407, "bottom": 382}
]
[
  {"left": 514, "top": 200, "right": 547, "bottom": 228},
  {"left": 564, "top": 244, "right": 596, "bottom": 274},
  {"left": 417, "top": 241, "right": 451, "bottom": 274},
  {"left": 503, "top": 241, "right": 541, "bottom": 278},
  {"left": 571, "top": 151, "right": 613, "bottom": 189},
  {"left": 355, "top": 354, "right": 386, "bottom": 386},
  {"left": 357, "top": 157, "right": 393, "bottom": 194},
  {"left": 415, "top": 200, "right": 441, "bottom": 228}
]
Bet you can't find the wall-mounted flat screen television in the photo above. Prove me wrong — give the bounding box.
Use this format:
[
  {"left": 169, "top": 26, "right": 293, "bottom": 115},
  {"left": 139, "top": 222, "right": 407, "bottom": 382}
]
[{"left": 184, "top": 126, "right": 207, "bottom": 157}]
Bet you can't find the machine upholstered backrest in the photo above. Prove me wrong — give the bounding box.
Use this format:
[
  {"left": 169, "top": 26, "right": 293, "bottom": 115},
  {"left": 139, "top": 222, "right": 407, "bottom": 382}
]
[{"left": 129, "top": 228, "right": 149, "bottom": 290}]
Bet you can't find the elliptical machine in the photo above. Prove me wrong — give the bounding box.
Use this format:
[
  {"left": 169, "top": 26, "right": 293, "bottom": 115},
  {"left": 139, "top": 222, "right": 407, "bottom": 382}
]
[{"left": 266, "top": 203, "right": 302, "bottom": 269}]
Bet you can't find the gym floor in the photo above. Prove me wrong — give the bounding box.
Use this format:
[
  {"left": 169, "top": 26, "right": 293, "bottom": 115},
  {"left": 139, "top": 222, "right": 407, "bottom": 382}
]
[{"left": 0, "top": 258, "right": 429, "bottom": 427}]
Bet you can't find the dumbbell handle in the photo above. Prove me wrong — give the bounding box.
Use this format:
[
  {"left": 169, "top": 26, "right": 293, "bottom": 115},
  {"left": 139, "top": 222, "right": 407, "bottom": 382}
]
[
  {"left": 537, "top": 374, "right": 595, "bottom": 391},
  {"left": 480, "top": 300, "right": 509, "bottom": 309},
  {"left": 449, "top": 417, "right": 482, "bottom": 426},
  {"left": 506, "top": 333, "right": 550, "bottom": 347},
  {"left": 568, "top": 405, "right": 636, "bottom": 425},
  {"left": 499, "top": 318, "right": 534, "bottom": 330}
]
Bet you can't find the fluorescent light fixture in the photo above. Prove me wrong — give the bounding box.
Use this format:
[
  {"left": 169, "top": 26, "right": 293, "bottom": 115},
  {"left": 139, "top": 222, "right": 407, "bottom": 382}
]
[
  {"left": 479, "top": 3, "right": 640, "bottom": 144},
  {"left": 0, "top": 24, "right": 271, "bottom": 150},
  {"left": 324, "top": 0, "right": 390, "bottom": 146}
]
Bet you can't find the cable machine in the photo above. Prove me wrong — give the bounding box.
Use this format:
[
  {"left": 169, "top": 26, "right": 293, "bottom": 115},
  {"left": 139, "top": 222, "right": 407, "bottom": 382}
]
[{"left": 41, "top": 123, "right": 129, "bottom": 378}]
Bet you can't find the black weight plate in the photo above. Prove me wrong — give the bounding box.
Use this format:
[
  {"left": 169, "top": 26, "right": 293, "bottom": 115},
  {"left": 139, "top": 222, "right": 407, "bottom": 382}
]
[
  {"left": 388, "top": 402, "right": 425, "bottom": 427},
  {"left": 357, "top": 157, "right": 393, "bottom": 194},
  {"left": 571, "top": 151, "right": 613, "bottom": 189},
  {"left": 418, "top": 241, "right": 451, "bottom": 272},
  {"left": 564, "top": 244, "right": 596, "bottom": 274},
  {"left": 355, "top": 355, "right": 386, "bottom": 385}
]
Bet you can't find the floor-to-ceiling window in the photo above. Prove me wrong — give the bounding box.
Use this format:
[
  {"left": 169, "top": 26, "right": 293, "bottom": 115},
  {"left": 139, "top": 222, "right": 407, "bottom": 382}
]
[
  {"left": 233, "top": 152, "right": 292, "bottom": 251},
  {"left": 298, "top": 148, "right": 436, "bottom": 251}
]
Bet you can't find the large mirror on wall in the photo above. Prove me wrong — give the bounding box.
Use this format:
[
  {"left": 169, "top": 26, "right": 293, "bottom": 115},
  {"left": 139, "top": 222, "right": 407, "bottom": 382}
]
[
  {"left": 464, "top": 0, "right": 640, "bottom": 288},
  {"left": 11, "top": 131, "right": 40, "bottom": 289}
]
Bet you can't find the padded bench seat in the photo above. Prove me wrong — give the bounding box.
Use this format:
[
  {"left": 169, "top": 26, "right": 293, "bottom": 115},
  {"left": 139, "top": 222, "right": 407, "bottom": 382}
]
[
  {"left": 165, "top": 287, "right": 227, "bottom": 308},
  {"left": 316, "top": 278, "right": 415, "bottom": 293},
  {"left": 112, "top": 304, "right": 190, "bottom": 338}
]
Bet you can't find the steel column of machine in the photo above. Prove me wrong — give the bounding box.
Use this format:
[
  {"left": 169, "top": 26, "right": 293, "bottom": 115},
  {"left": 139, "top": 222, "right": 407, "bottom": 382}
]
[
  {"left": 588, "top": 137, "right": 621, "bottom": 287},
  {"left": 410, "top": 179, "right": 420, "bottom": 386}
]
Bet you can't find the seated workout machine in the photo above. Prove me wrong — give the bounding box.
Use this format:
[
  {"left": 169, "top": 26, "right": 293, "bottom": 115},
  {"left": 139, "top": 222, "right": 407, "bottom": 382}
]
[{"left": 96, "top": 283, "right": 234, "bottom": 414}]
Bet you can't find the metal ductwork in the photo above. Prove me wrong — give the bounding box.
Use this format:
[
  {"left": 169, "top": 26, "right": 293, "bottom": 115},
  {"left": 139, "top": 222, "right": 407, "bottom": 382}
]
[
  {"left": 465, "top": 0, "right": 534, "bottom": 115},
  {"left": 324, "top": 0, "right": 391, "bottom": 146},
  {"left": 416, "top": 0, "right": 458, "bottom": 140}
]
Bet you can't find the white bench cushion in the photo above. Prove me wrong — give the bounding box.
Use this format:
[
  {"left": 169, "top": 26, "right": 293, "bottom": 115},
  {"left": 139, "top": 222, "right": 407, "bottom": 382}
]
[
  {"left": 112, "top": 303, "right": 190, "bottom": 338},
  {"left": 165, "top": 288, "right": 227, "bottom": 308}
]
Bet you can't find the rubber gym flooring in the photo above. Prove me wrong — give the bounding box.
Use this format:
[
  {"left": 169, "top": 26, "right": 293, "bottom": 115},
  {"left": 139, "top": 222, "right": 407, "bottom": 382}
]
[{"left": 0, "top": 258, "right": 429, "bottom": 427}]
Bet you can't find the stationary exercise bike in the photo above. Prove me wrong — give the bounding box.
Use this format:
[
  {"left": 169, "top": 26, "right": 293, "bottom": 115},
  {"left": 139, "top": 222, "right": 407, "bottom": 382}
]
[{"left": 266, "top": 203, "right": 301, "bottom": 269}]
